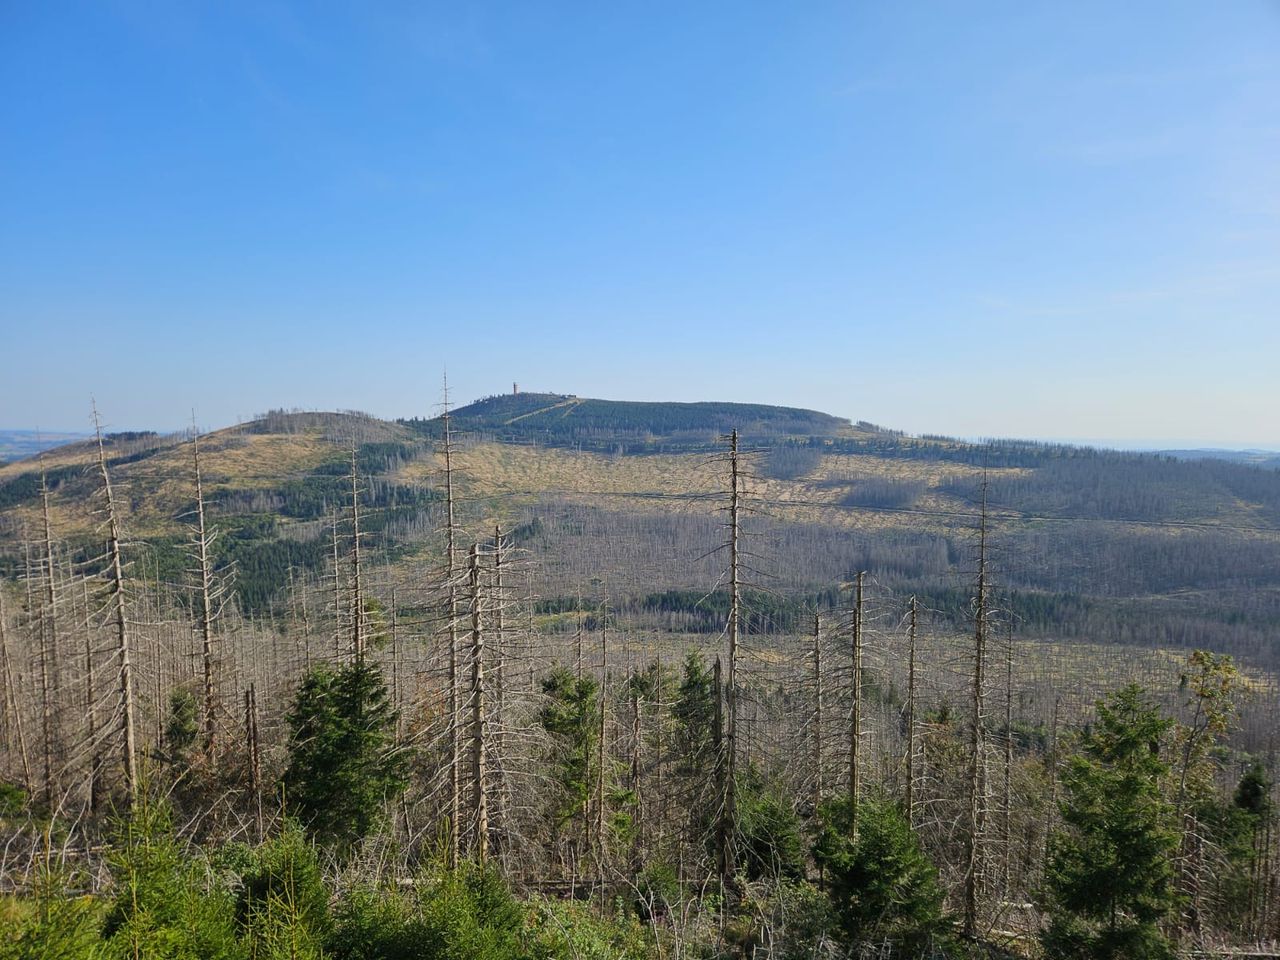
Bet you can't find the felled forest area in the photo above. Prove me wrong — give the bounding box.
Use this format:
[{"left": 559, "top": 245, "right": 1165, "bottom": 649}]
[{"left": 0, "top": 407, "right": 1277, "bottom": 960}]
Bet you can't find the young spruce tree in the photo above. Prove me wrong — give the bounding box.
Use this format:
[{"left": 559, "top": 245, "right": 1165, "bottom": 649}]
[
  {"left": 1043, "top": 684, "right": 1180, "bottom": 960},
  {"left": 282, "top": 661, "right": 407, "bottom": 849}
]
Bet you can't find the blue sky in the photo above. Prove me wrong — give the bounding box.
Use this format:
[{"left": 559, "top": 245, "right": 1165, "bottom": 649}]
[{"left": 2, "top": 2, "right": 1278, "bottom": 446}]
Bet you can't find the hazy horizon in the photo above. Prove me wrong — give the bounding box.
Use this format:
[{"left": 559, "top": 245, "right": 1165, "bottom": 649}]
[{"left": 4, "top": 394, "right": 1278, "bottom": 455}]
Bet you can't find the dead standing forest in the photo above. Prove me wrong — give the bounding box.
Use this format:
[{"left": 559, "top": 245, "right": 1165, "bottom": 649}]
[{"left": 0, "top": 391, "right": 1277, "bottom": 958}]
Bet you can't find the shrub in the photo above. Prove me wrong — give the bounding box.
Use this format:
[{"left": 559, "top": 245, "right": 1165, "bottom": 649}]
[
  {"left": 1042, "top": 685, "right": 1179, "bottom": 960},
  {"left": 99, "top": 799, "right": 242, "bottom": 959},
  {"left": 0, "top": 863, "right": 100, "bottom": 960},
  {"left": 234, "top": 823, "right": 331, "bottom": 960},
  {"left": 737, "top": 767, "right": 806, "bottom": 882},
  {"left": 812, "top": 796, "right": 949, "bottom": 955},
  {"left": 281, "top": 661, "right": 408, "bottom": 849}
]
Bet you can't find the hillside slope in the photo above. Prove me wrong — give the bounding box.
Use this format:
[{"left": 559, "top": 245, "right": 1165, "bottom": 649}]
[
  {"left": 404, "top": 392, "right": 864, "bottom": 450},
  {"left": 2, "top": 396, "right": 1280, "bottom": 674}
]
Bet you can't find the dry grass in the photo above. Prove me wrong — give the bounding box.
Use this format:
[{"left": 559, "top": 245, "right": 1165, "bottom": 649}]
[
  {"left": 1, "top": 425, "right": 346, "bottom": 539},
  {"left": 397, "top": 442, "right": 1025, "bottom": 533},
  {"left": 7, "top": 424, "right": 1275, "bottom": 551}
]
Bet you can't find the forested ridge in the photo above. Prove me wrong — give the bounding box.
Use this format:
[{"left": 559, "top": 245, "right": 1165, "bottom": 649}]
[{"left": 0, "top": 398, "right": 1277, "bottom": 958}]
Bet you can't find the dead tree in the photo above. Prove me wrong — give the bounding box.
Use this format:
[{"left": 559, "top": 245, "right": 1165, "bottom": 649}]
[
  {"left": 849, "top": 570, "right": 865, "bottom": 833},
  {"left": 906, "top": 596, "right": 919, "bottom": 829},
  {"left": 1002, "top": 617, "right": 1015, "bottom": 896},
  {"left": 468, "top": 543, "right": 488, "bottom": 863},
  {"left": 575, "top": 606, "right": 585, "bottom": 683},
  {"left": 288, "top": 566, "right": 312, "bottom": 671},
  {"left": 145, "top": 555, "right": 164, "bottom": 748},
  {"left": 245, "top": 683, "right": 262, "bottom": 839},
  {"left": 93, "top": 403, "right": 138, "bottom": 809},
  {"left": 718, "top": 429, "right": 742, "bottom": 894},
  {"left": 713, "top": 654, "right": 727, "bottom": 890},
  {"left": 443, "top": 381, "right": 462, "bottom": 869},
  {"left": 963, "top": 477, "right": 992, "bottom": 940},
  {"left": 190, "top": 427, "right": 223, "bottom": 755},
  {"left": 330, "top": 513, "right": 343, "bottom": 660},
  {"left": 1043, "top": 695, "right": 1060, "bottom": 863},
  {"left": 813, "top": 612, "right": 823, "bottom": 817},
  {"left": 0, "top": 588, "right": 32, "bottom": 792},
  {"left": 349, "top": 444, "right": 365, "bottom": 663},
  {"left": 595, "top": 601, "right": 608, "bottom": 884},
  {"left": 492, "top": 525, "right": 508, "bottom": 845},
  {"left": 81, "top": 579, "right": 101, "bottom": 814},
  {"left": 38, "top": 469, "right": 60, "bottom": 807},
  {"left": 629, "top": 661, "right": 643, "bottom": 877},
  {"left": 390, "top": 585, "right": 401, "bottom": 723}
]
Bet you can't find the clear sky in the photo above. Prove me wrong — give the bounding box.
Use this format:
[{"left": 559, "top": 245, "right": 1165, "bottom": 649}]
[{"left": 2, "top": 2, "right": 1278, "bottom": 446}]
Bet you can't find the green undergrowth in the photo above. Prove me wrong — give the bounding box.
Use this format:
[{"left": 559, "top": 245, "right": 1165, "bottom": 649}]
[{"left": 1, "top": 813, "right": 654, "bottom": 960}]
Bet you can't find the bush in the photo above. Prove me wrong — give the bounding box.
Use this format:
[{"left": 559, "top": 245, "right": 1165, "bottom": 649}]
[
  {"left": 99, "top": 800, "right": 242, "bottom": 959},
  {"left": 633, "top": 861, "right": 680, "bottom": 921},
  {"left": 0, "top": 864, "right": 101, "bottom": 960},
  {"left": 1042, "top": 685, "right": 1178, "bottom": 960},
  {"left": 413, "top": 864, "right": 526, "bottom": 960},
  {"left": 233, "top": 823, "right": 331, "bottom": 959},
  {"left": 730, "top": 880, "right": 835, "bottom": 960},
  {"left": 282, "top": 661, "right": 408, "bottom": 849},
  {"left": 328, "top": 861, "right": 653, "bottom": 960},
  {"left": 737, "top": 767, "right": 806, "bottom": 882},
  {"left": 812, "top": 796, "right": 950, "bottom": 955},
  {"left": 327, "top": 885, "right": 417, "bottom": 960},
  {"left": 526, "top": 898, "right": 651, "bottom": 960}
]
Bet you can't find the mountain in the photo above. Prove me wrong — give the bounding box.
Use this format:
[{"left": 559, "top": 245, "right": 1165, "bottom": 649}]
[
  {"left": 403, "top": 391, "right": 863, "bottom": 451},
  {"left": 3, "top": 395, "right": 1280, "bottom": 678}
]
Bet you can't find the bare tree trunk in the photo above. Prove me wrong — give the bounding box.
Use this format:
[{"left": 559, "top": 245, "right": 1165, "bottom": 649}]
[
  {"left": 575, "top": 603, "right": 584, "bottom": 683},
  {"left": 390, "top": 586, "right": 412, "bottom": 842},
  {"left": 713, "top": 654, "right": 727, "bottom": 892},
  {"left": 721, "top": 429, "right": 741, "bottom": 894},
  {"left": 38, "top": 472, "right": 59, "bottom": 807},
  {"left": 630, "top": 663, "right": 643, "bottom": 878},
  {"left": 0, "top": 589, "right": 33, "bottom": 792},
  {"left": 813, "top": 611, "right": 824, "bottom": 809},
  {"left": 245, "top": 683, "right": 262, "bottom": 840},
  {"left": 1002, "top": 618, "right": 1014, "bottom": 897},
  {"left": 849, "top": 570, "right": 864, "bottom": 833},
  {"left": 191, "top": 429, "right": 220, "bottom": 755},
  {"left": 94, "top": 403, "right": 138, "bottom": 809},
  {"left": 1044, "top": 695, "right": 1060, "bottom": 863},
  {"left": 492, "top": 525, "right": 507, "bottom": 848},
  {"left": 963, "top": 477, "right": 991, "bottom": 939},
  {"left": 596, "top": 603, "right": 608, "bottom": 896},
  {"left": 331, "top": 514, "right": 343, "bottom": 661},
  {"left": 148, "top": 556, "right": 163, "bottom": 750},
  {"left": 296, "top": 570, "right": 312, "bottom": 671},
  {"left": 390, "top": 587, "right": 401, "bottom": 725},
  {"left": 349, "top": 443, "right": 365, "bottom": 663},
  {"left": 80, "top": 579, "right": 101, "bottom": 814},
  {"left": 468, "top": 544, "right": 488, "bottom": 864},
  {"left": 813, "top": 611, "right": 825, "bottom": 890},
  {"left": 1259, "top": 804, "right": 1275, "bottom": 939},
  {"left": 906, "top": 596, "right": 918, "bottom": 829},
  {"left": 655, "top": 654, "right": 666, "bottom": 857},
  {"left": 443, "top": 383, "right": 461, "bottom": 870}
]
